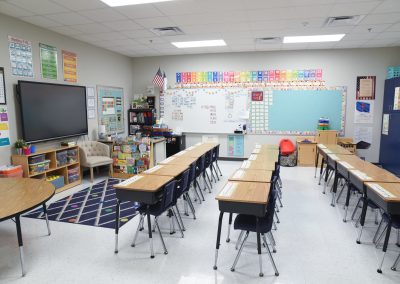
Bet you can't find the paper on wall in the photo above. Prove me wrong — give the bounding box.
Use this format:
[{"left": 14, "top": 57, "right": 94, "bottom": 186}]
[
  {"left": 354, "top": 126, "right": 373, "bottom": 143},
  {"left": 382, "top": 114, "right": 389, "bottom": 135},
  {"left": 354, "top": 101, "right": 374, "bottom": 124}
]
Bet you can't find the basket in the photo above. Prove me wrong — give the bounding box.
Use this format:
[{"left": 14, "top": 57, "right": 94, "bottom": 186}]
[
  {"left": 0, "top": 165, "right": 23, "bottom": 178},
  {"left": 67, "top": 149, "right": 78, "bottom": 163},
  {"left": 28, "top": 154, "right": 45, "bottom": 164},
  {"left": 56, "top": 151, "right": 68, "bottom": 167},
  {"left": 29, "top": 160, "right": 50, "bottom": 174},
  {"left": 387, "top": 66, "right": 400, "bottom": 79},
  {"left": 46, "top": 175, "right": 65, "bottom": 189}
]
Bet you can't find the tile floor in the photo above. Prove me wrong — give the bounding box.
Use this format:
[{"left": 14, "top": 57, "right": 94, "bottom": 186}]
[{"left": 0, "top": 161, "right": 399, "bottom": 283}]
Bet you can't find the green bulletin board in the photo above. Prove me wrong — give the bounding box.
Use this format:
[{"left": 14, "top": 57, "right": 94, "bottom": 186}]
[
  {"left": 39, "top": 43, "right": 58, "bottom": 80},
  {"left": 97, "top": 85, "right": 124, "bottom": 134}
]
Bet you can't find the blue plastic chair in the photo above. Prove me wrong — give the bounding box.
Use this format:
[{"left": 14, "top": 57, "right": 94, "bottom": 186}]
[{"left": 196, "top": 154, "right": 211, "bottom": 193}]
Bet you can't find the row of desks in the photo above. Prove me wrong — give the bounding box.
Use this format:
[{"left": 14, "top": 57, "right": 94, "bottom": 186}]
[{"left": 213, "top": 144, "right": 279, "bottom": 270}]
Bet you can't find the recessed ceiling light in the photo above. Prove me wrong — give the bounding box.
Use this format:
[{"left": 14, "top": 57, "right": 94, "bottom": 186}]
[
  {"left": 283, "top": 34, "right": 345, "bottom": 43},
  {"left": 172, "top": 40, "right": 227, "bottom": 48},
  {"left": 100, "top": 0, "right": 174, "bottom": 7}
]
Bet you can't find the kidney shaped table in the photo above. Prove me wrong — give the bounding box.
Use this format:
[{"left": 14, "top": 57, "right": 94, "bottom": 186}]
[{"left": 0, "top": 178, "right": 54, "bottom": 276}]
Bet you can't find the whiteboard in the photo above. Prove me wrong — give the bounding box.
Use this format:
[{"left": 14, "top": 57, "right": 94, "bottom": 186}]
[{"left": 160, "top": 88, "right": 249, "bottom": 133}]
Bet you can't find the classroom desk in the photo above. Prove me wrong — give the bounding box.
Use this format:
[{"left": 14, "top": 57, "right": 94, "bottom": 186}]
[
  {"left": 158, "top": 155, "right": 198, "bottom": 166},
  {"left": 213, "top": 181, "right": 271, "bottom": 270},
  {"left": 240, "top": 160, "right": 276, "bottom": 171},
  {"left": 248, "top": 153, "right": 279, "bottom": 163},
  {"left": 0, "top": 178, "right": 54, "bottom": 276},
  {"left": 229, "top": 169, "right": 272, "bottom": 183},
  {"left": 113, "top": 174, "right": 174, "bottom": 258},
  {"left": 185, "top": 143, "right": 218, "bottom": 158},
  {"left": 251, "top": 148, "right": 280, "bottom": 156},
  {"left": 142, "top": 164, "right": 189, "bottom": 177}
]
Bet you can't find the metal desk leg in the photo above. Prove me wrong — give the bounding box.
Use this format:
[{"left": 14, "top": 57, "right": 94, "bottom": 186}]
[
  {"left": 318, "top": 157, "right": 325, "bottom": 185},
  {"left": 323, "top": 166, "right": 330, "bottom": 194},
  {"left": 356, "top": 197, "right": 368, "bottom": 244},
  {"left": 15, "top": 215, "right": 25, "bottom": 277},
  {"left": 331, "top": 170, "right": 338, "bottom": 207},
  {"left": 343, "top": 183, "right": 352, "bottom": 222},
  {"left": 226, "top": 213, "right": 233, "bottom": 243},
  {"left": 256, "top": 218, "right": 263, "bottom": 277},
  {"left": 43, "top": 203, "right": 51, "bottom": 236},
  {"left": 314, "top": 150, "right": 319, "bottom": 178},
  {"left": 114, "top": 200, "right": 120, "bottom": 253},
  {"left": 213, "top": 211, "right": 224, "bottom": 270},
  {"left": 378, "top": 219, "right": 392, "bottom": 273},
  {"left": 147, "top": 206, "right": 155, "bottom": 258}
]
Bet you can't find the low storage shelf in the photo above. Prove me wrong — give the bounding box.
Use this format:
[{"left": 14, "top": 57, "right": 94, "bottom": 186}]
[{"left": 12, "top": 145, "right": 81, "bottom": 193}]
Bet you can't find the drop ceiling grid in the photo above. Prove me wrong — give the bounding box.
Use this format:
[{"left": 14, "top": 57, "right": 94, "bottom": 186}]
[{"left": 0, "top": 0, "right": 398, "bottom": 57}]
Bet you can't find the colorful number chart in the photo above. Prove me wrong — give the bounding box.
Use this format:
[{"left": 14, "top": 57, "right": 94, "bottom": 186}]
[{"left": 8, "top": 35, "right": 33, "bottom": 77}]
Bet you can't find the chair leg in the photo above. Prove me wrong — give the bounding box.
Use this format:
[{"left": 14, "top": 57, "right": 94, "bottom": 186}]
[
  {"left": 235, "top": 230, "right": 244, "bottom": 250},
  {"left": 336, "top": 182, "right": 346, "bottom": 203},
  {"left": 375, "top": 209, "right": 379, "bottom": 225},
  {"left": 215, "top": 160, "right": 222, "bottom": 176},
  {"left": 277, "top": 193, "right": 283, "bottom": 208},
  {"left": 131, "top": 214, "right": 144, "bottom": 247},
  {"left": 195, "top": 179, "right": 205, "bottom": 201},
  {"left": 154, "top": 217, "right": 168, "bottom": 255},
  {"left": 373, "top": 218, "right": 384, "bottom": 244},
  {"left": 274, "top": 211, "right": 280, "bottom": 224},
  {"left": 231, "top": 231, "right": 249, "bottom": 272},
  {"left": 203, "top": 174, "right": 211, "bottom": 193},
  {"left": 262, "top": 234, "right": 279, "bottom": 276},
  {"left": 171, "top": 207, "right": 184, "bottom": 238},
  {"left": 90, "top": 167, "right": 94, "bottom": 183},
  {"left": 397, "top": 229, "right": 400, "bottom": 247},
  {"left": 375, "top": 223, "right": 388, "bottom": 249},
  {"left": 185, "top": 193, "right": 196, "bottom": 219},
  {"left": 174, "top": 205, "right": 186, "bottom": 231},
  {"left": 391, "top": 253, "right": 400, "bottom": 271},
  {"left": 268, "top": 232, "right": 277, "bottom": 250},
  {"left": 205, "top": 170, "right": 213, "bottom": 188},
  {"left": 351, "top": 197, "right": 362, "bottom": 221},
  {"left": 212, "top": 163, "right": 220, "bottom": 181},
  {"left": 191, "top": 184, "right": 202, "bottom": 204}
]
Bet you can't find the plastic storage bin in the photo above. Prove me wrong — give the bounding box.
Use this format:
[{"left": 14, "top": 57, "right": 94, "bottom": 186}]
[
  {"left": 67, "top": 149, "right": 78, "bottom": 163},
  {"left": 29, "top": 160, "right": 50, "bottom": 174},
  {"left": 28, "top": 154, "right": 45, "bottom": 164},
  {"left": 46, "top": 175, "right": 65, "bottom": 189},
  {"left": 68, "top": 167, "right": 80, "bottom": 183},
  {"left": 56, "top": 151, "right": 68, "bottom": 167},
  {"left": 0, "top": 165, "right": 23, "bottom": 178}
]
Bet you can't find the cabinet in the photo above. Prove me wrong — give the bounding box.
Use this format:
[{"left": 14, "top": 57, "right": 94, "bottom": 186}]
[
  {"left": 297, "top": 137, "right": 317, "bottom": 166},
  {"left": 316, "top": 130, "right": 337, "bottom": 145},
  {"left": 128, "top": 109, "right": 156, "bottom": 136},
  {"left": 12, "top": 146, "right": 81, "bottom": 193},
  {"left": 165, "top": 135, "right": 186, "bottom": 157}
]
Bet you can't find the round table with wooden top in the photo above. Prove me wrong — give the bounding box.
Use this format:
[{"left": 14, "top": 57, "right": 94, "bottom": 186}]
[{"left": 0, "top": 178, "right": 55, "bottom": 277}]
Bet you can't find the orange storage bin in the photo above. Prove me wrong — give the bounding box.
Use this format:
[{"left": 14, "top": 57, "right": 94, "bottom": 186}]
[{"left": 0, "top": 165, "right": 23, "bottom": 178}]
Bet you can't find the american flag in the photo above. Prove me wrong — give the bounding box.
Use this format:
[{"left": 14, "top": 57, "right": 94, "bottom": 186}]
[{"left": 152, "top": 68, "right": 164, "bottom": 88}]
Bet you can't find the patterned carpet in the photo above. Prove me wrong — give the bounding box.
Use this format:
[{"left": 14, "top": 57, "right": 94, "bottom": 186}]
[{"left": 24, "top": 179, "right": 139, "bottom": 229}]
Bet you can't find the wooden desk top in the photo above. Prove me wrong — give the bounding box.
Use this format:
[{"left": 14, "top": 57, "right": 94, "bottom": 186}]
[
  {"left": 113, "top": 174, "right": 174, "bottom": 192},
  {"left": 240, "top": 160, "right": 275, "bottom": 170},
  {"left": 229, "top": 169, "right": 272, "bottom": 183},
  {"left": 336, "top": 154, "right": 367, "bottom": 169},
  {"left": 216, "top": 181, "right": 270, "bottom": 204},
  {"left": 248, "top": 153, "right": 279, "bottom": 162},
  {"left": 255, "top": 144, "right": 279, "bottom": 150},
  {"left": 0, "top": 178, "right": 55, "bottom": 221},
  {"left": 159, "top": 155, "right": 197, "bottom": 166},
  {"left": 143, "top": 164, "right": 189, "bottom": 177},
  {"left": 321, "top": 145, "right": 353, "bottom": 156},
  {"left": 365, "top": 182, "right": 400, "bottom": 202},
  {"left": 172, "top": 150, "right": 187, "bottom": 157},
  {"left": 349, "top": 164, "right": 400, "bottom": 183}
]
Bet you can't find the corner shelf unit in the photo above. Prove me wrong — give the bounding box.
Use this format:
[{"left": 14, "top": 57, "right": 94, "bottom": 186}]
[
  {"left": 128, "top": 108, "right": 156, "bottom": 136},
  {"left": 12, "top": 145, "right": 81, "bottom": 193}
]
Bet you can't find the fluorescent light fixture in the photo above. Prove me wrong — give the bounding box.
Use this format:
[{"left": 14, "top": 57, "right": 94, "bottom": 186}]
[
  {"left": 172, "top": 40, "right": 227, "bottom": 48},
  {"left": 283, "top": 34, "right": 345, "bottom": 43},
  {"left": 100, "top": 0, "right": 174, "bottom": 7}
]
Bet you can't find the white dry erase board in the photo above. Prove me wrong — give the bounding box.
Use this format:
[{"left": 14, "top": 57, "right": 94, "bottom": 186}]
[{"left": 160, "top": 86, "right": 346, "bottom": 135}]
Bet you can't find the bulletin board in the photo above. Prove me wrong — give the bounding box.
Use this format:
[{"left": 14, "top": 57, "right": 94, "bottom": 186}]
[{"left": 97, "top": 85, "right": 124, "bottom": 134}]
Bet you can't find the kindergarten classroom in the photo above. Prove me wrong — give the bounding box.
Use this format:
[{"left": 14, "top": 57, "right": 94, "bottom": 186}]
[{"left": 1, "top": 0, "right": 400, "bottom": 283}]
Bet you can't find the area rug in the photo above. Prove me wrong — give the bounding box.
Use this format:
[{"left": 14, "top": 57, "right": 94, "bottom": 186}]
[{"left": 24, "top": 179, "right": 139, "bottom": 229}]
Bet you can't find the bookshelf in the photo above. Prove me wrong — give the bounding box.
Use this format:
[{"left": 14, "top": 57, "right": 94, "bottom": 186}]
[{"left": 128, "top": 108, "right": 156, "bottom": 136}]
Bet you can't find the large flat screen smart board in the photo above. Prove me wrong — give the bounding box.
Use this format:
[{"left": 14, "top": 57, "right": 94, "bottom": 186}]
[{"left": 18, "top": 81, "right": 88, "bottom": 143}]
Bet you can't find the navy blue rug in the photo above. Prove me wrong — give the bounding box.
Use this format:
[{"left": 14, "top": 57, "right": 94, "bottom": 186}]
[{"left": 24, "top": 179, "right": 139, "bottom": 229}]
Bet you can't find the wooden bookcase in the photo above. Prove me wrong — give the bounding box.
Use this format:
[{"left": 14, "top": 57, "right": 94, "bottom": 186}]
[{"left": 12, "top": 146, "right": 81, "bottom": 193}]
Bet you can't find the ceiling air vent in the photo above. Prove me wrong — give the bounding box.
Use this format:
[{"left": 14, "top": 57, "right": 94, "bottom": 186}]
[
  {"left": 255, "top": 37, "right": 281, "bottom": 44},
  {"left": 151, "top": 27, "right": 184, "bottom": 36},
  {"left": 324, "top": 15, "right": 365, "bottom": 27}
]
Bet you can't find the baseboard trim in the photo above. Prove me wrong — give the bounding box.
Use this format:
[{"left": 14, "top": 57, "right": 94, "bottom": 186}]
[{"left": 219, "top": 157, "right": 246, "bottom": 161}]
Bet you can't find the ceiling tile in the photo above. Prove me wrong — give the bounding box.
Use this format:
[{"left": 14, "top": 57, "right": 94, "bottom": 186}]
[
  {"left": 329, "top": 1, "right": 381, "bottom": 17},
  {"left": 79, "top": 8, "right": 127, "bottom": 22},
  {"left": 92, "top": 32, "right": 127, "bottom": 41},
  {"left": 46, "top": 12, "right": 94, "bottom": 25},
  {"left": 134, "top": 17, "right": 176, "bottom": 29},
  {"left": 122, "top": 29, "right": 156, "bottom": 38},
  {"left": 102, "top": 20, "right": 142, "bottom": 31},
  {"left": 6, "top": 0, "right": 68, "bottom": 14},
  {"left": 0, "top": 1, "right": 34, "bottom": 17},
  {"left": 374, "top": 31, "right": 400, "bottom": 39},
  {"left": 360, "top": 13, "right": 400, "bottom": 25},
  {"left": 20, "top": 15, "right": 62, "bottom": 28},
  {"left": 70, "top": 33, "right": 103, "bottom": 43},
  {"left": 351, "top": 23, "right": 392, "bottom": 33},
  {"left": 51, "top": 0, "right": 108, "bottom": 11},
  {"left": 114, "top": 5, "right": 163, "bottom": 19},
  {"left": 386, "top": 22, "right": 400, "bottom": 32},
  {"left": 135, "top": 37, "right": 167, "bottom": 45},
  {"left": 154, "top": 0, "right": 209, "bottom": 15},
  {"left": 70, "top": 23, "right": 112, "bottom": 34},
  {"left": 48, "top": 26, "right": 83, "bottom": 36},
  {"left": 372, "top": 0, "right": 400, "bottom": 13},
  {"left": 246, "top": 5, "right": 332, "bottom": 21}
]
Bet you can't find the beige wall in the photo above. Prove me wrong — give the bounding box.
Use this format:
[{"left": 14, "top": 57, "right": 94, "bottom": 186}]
[
  {"left": 0, "top": 13, "right": 134, "bottom": 165},
  {"left": 131, "top": 47, "right": 400, "bottom": 162}
]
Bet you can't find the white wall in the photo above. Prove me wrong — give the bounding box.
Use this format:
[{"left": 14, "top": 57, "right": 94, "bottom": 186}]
[
  {"left": 0, "top": 13, "right": 134, "bottom": 165},
  {"left": 131, "top": 47, "right": 400, "bottom": 162}
]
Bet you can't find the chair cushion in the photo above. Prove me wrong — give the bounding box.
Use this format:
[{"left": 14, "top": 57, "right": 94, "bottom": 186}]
[
  {"left": 82, "top": 156, "right": 112, "bottom": 167},
  {"left": 234, "top": 214, "right": 271, "bottom": 234}
]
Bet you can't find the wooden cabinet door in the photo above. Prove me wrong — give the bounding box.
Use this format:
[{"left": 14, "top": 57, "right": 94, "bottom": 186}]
[{"left": 298, "top": 144, "right": 316, "bottom": 166}]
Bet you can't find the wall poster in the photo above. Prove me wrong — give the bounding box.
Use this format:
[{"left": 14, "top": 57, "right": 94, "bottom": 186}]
[
  {"left": 382, "top": 114, "right": 389, "bottom": 135},
  {"left": 8, "top": 35, "right": 33, "bottom": 77},
  {"left": 39, "top": 43, "right": 58, "bottom": 80},
  {"left": 62, "top": 50, "right": 77, "bottom": 83},
  {"left": 97, "top": 86, "right": 124, "bottom": 134},
  {"left": 227, "top": 134, "right": 244, "bottom": 157},
  {"left": 0, "top": 106, "right": 10, "bottom": 147},
  {"left": 356, "top": 76, "right": 376, "bottom": 100},
  {"left": 0, "top": 67, "right": 6, "bottom": 105},
  {"left": 394, "top": 87, "right": 400, "bottom": 110},
  {"left": 354, "top": 101, "right": 374, "bottom": 124}
]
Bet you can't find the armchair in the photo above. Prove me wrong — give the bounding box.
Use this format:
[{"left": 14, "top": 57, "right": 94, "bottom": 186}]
[{"left": 78, "top": 141, "right": 113, "bottom": 182}]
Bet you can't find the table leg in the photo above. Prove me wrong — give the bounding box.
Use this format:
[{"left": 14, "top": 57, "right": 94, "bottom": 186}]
[
  {"left": 314, "top": 150, "right": 319, "bottom": 178},
  {"left": 213, "top": 211, "right": 224, "bottom": 270},
  {"left": 226, "top": 213, "right": 233, "bottom": 243},
  {"left": 256, "top": 217, "right": 263, "bottom": 277},
  {"left": 323, "top": 165, "right": 330, "bottom": 194},
  {"left": 114, "top": 199, "right": 120, "bottom": 253},
  {"left": 343, "top": 182, "right": 352, "bottom": 222},
  {"left": 42, "top": 203, "right": 51, "bottom": 236},
  {"left": 330, "top": 170, "right": 338, "bottom": 207},
  {"left": 15, "top": 215, "right": 25, "bottom": 277},
  {"left": 378, "top": 219, "right": 392, "bottom": 273},
  {"left": 318, "top": 157, "right": 325, "bottom": 185},
  {"left": 356, "top": 196, "right": 368, "bottom": 244},
  {"left": 147, "top": 206, "right": 155, "bottom": 258}
]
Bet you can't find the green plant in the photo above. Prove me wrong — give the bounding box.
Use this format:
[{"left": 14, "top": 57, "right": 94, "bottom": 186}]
[{"left": 14, "top": 139, "right": 27, "bottom": 149}]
